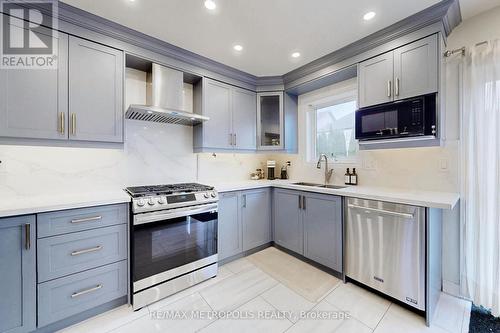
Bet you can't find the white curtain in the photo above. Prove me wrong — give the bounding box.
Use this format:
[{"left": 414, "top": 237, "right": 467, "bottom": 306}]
[{"left": 461, "top": 39, "right": 500, "bottom": 316}]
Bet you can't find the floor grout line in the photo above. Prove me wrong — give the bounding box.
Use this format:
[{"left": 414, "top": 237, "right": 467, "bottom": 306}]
[{"left": 372, "top": 302, "right": 393, "bottom": 332}]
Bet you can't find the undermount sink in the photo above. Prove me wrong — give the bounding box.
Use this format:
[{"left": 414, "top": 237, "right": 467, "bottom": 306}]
[
  {"left": 292, "top": 182, "right": 323, "bottom": 187},
  {"left": 292, "top": 182, "right": 347, "bottom": 190},
  {"left": 317, "top": 185, "right": 347, "bottom": 189}
]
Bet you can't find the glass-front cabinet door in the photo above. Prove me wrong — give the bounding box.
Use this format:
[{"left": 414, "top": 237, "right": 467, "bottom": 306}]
[{"left": 257, "top": 92, "right": 284, "bottom": 150}]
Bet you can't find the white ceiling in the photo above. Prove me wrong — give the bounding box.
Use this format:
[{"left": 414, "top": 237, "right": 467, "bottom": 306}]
[
  {"left": 460, "top": 0, "right": 500, "bottom": 19},
  {"left": 61, "top": 0, "right": 498, "bottom": 77}
]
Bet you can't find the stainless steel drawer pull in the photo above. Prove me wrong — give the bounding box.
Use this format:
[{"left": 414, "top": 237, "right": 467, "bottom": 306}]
[
  {"left": 70, "top": 216, "right": 102, "bottom": 224},
  {"left": 71, "top": 284, "right": 103, "bottom": 298},
  {"left": 25, "top": 223, "right": 31, "bottom": 250},
  {"left": 348, "top": 204, "right": 414, "bottom": 219},
  {"left": 71, "top": 245, "right": 103, "bottom": 256}
]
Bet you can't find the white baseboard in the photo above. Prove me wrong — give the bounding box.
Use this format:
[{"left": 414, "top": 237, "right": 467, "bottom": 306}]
[{"left": 443, "top": 280, "right": 461, "bottom": 297}]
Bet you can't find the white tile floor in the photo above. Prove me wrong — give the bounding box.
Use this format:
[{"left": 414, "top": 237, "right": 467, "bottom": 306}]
[{"left": 59, "top": 249, "right": 472, "bottom": 333}]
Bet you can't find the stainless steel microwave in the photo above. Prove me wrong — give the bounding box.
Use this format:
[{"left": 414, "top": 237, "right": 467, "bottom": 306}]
[{"left": 355, "top": 93, "right": 437, "bottom": 141}]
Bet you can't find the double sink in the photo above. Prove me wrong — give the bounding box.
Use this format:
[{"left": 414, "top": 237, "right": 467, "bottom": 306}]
[{"left": 292, "top": 182, "right": 347, "bottom": 190}]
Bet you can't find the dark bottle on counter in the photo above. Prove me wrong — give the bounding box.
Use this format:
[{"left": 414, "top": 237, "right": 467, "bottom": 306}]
[
  {"left": 351, "top": 168, "right": 358, "bottom": 185},
  {"left": 345, "top": 168, "right": 351, "bottom": 185}
]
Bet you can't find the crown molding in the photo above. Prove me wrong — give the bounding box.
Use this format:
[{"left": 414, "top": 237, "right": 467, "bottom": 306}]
[{"left": 7, "top": 0, "right": 461, "bottom": 91}]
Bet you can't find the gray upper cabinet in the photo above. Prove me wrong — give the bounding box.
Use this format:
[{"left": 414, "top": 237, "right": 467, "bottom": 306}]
[
  {"left": 195, "top": 78, "right": 257, "bottom": 151},
  {"left": 69, "top": 37, "right": 124, "bottom": 142},
  {"left": 0, "top": 215, "right": 36, "bottom": 333},
  {"left": 257, "top": 92, "right": 284, "bottom": 150},
  {"left": 303, "top": 193, "right": 342, "bottom": 271},
  {"left": 232, "top": 87, "right": 257, "bottom": 150},
  {"left": 218, "top": 192, "right": 242, "bottom": 260},
  {"left": 358, "top": 52, "right": 394, "bottom": 108},
  {"left": 199, "top": 78, "right": 232, "bottom": 150},
  {"left": 393, "top": 35, "right": 438, "bottom": 100},
  {"left": 241, "top": 188, "right": 271, "bottom": 251},
  {"left": 273, "top": 189, "right": 303, "bottom": 254},
  {"left": 0, "top": 28, "right": 68, "bottom": 140},
  {"left": 358, "top": 34, "right": 439, "bottom": 108}
]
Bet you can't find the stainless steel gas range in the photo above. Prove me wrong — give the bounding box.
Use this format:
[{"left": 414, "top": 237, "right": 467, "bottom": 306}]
[{"left": 125, "top": 183, "right": 218, "bottom": 310}]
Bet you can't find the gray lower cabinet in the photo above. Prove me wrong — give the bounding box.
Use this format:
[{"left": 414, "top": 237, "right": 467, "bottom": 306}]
[
  {"left": 38, "top": 224, "right": 127, "bottom": 282},
  {"left": 36, "top": 203, "right": 128, "bottom": 328},
  {"left": 273, "top": 189, "right": 343, "bottom": 272},
  {"left": 38, "top": 261, "right": 127, "bottom": 327},
  {"left": 0, "top": 26, "right": 68, "bottom": 140},
  {"left": 0, "top": 215, "right": 36, "bottom": 333},
  {"left": 273, "top": 189, "right": 303, "bottom": 254},
  {"left": 303, "top": 193, "right": 342, "bottom": 271},
  {"left": 218, "top": 189, "right": 271, "bottom": 260},
  {"left": 241, "top": 188, "right": 271, "bottom": 251},
  {"left": 68, "top": 36, "right": 124, "bottom": 142},
  {"left": 218, "top": 192, "right": 242, "bottom": 260}
]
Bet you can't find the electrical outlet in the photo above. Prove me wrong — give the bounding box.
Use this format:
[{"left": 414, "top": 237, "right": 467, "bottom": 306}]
[
  {"left": 439, "top": 158, "right": 449, "bottom": 172},
  {"left": 363, "top": 159, "right": 377, "bottom": 170}
]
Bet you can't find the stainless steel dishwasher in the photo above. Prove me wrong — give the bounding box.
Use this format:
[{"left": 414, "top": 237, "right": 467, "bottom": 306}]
[{"left": 346, "top": 197, "right": 425, "bottom": 311}]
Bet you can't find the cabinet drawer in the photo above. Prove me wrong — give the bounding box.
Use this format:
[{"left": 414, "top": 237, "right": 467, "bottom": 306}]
[
  {"left": 38, "top": 224, "right": 127, "bottom": 282},
  {"left": 38, "top": 260, "right": 127, "bottom": 327},
  {"left": 38, "top": 203, "right": 127, "bottom": 238}
]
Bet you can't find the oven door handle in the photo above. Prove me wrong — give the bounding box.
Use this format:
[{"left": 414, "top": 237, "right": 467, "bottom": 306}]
[{"left": 133, "top": 203, "right": 218, "bottom": 226}]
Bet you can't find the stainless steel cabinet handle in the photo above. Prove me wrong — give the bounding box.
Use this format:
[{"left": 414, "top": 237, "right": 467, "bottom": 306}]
[
  {"left": 70, "top": 216, "right": 102, "bottom": 224},
  {"left": 233, "top": 133, "right": 237, "bottom": 146},
  {"left": 59, "top": 112, "right": 65, "bottom": 134},
  {"left": 387, "top": 80, "right": 392, "bottom": 97},
  {"left": 302, "top": 196, "right": 306, "bottom": 210},
  {"left": 298, "top": 195, "right": 302, "bottom": 209},
  {"left": 71, "top": 245, "right": 103, "bottom": 256},
  {"left": 71, "top": 113, "right": 76, "bottom": 136},
  {"left": 242, "top": 194, "right": 246, "bottom": 208},
  {"left": 229, "top": 133, "right": 233, "bottom": 146},
  {"left": 348, "top": 204, "right": 414, "bottom": 219},
  {"left": 71, "top": 284, "right": 103, "bottom": 298},
  {"left": 395, "top": 77, "right": 400, "bottom": 96},
  {"left": 25, "top": 224, "right": 31, "bottom": 250}
]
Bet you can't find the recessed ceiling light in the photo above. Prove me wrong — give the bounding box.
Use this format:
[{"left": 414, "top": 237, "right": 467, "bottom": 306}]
[
  {"left": 204, "top": 0, "right": 216, "bottom": 10},
  {"left": 363, "top": 11, "right": 376, "bottom": 21},
  {"left": 233, "top": 44, "right": 243, "bottom": 51},
  {"left": 291, "top": 52, "right": 301, "bottom": 58}
]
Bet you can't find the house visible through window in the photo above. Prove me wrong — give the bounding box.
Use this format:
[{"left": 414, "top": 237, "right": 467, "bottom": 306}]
[{"left": 314, "top": 99, "right": 358, "bottom": 161}]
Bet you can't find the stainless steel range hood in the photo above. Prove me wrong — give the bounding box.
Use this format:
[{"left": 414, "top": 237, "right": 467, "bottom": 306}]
[{"left": 126, "top": 63, "right": 208, "bottom": 126}]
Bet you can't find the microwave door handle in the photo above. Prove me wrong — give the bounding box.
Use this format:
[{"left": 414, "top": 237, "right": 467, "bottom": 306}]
[{"left": 134, "top": 203, "right": 218, "bottom": 225}]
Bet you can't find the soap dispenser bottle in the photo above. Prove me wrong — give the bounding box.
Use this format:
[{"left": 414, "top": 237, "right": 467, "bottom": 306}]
[
  {"left": 345, "top": 168, "right": 351, "bottom": 185},
  {"left": 351, "top": 168, "right": 358, "bottom": 185}
]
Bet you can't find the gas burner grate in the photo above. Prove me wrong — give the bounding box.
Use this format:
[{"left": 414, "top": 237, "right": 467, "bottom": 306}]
[{"left": 125, "top": 183, "right": 214, "bottom": 197}]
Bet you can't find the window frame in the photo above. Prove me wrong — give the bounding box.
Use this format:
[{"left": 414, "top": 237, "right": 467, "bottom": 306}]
[{"left": 306, "top": 89, "right": 359, "bottom": 164}]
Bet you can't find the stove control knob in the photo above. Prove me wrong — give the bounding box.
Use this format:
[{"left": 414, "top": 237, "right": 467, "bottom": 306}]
[
  {"left": 203, "top": 192, "right": 210, "bottom": 199},
  {"left": 137, "top": 199, "right": 145, "bottom": 207},
  {"left": 147, "top": 198, "right": 155, "bottom": 206},
  {"left": 210, "top": 191, "right": 217, "bottom": 198},
  {"left": 158, "top": 197, "right": 166, "bottom": 204}
]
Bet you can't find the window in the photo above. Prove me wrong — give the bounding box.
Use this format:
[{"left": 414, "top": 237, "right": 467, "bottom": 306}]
[{"left": 307, "top": 96, "right": 358, "bottom": 163}]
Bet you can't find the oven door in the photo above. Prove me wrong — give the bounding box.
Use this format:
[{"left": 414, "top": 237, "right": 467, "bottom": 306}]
[{"left": 132, "top": 203, "right": 218, "bottom": 291}]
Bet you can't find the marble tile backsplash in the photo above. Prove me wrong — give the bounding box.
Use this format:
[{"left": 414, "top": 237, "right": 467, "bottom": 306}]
[{"left": 0, "top": 121, "right": 266, "bottom": 197}]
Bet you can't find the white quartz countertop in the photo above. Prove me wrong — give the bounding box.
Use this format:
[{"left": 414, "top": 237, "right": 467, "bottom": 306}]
[
  {"left": 0, "top": 180, "right": 459, "bottom": 218},
  {"left": 211, "top": 180, "right": 460, "bottom": 210},
  {"left": 0, "top": 189, "right": 131, "bottom": 218}
]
